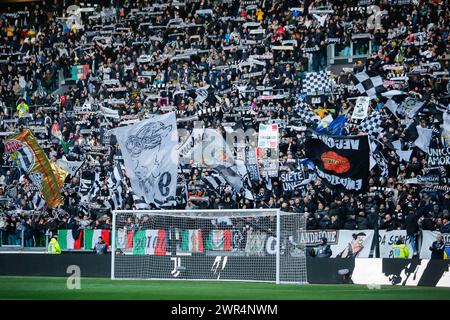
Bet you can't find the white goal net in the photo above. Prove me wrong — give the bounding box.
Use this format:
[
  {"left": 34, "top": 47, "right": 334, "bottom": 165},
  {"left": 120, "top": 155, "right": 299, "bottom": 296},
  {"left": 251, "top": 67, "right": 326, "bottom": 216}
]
[{"left": 111, "top": 209, "right": 307, "bottom": 284}]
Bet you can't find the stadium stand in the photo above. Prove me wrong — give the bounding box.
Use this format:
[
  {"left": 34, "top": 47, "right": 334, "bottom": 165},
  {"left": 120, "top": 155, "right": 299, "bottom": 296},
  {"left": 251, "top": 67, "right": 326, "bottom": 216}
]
[{"left": 0, "top": 0, "right": 448, "bottom": 259}]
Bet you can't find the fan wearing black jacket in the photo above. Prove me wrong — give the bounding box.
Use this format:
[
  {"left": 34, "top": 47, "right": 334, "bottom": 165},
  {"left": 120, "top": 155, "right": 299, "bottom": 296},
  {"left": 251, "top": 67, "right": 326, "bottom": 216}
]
[
  {"left": 314, "top": 237, "right": 333, "bottom": 258},
  {"left": 429, "top": 234, "right": 445, "bottom": 259}
]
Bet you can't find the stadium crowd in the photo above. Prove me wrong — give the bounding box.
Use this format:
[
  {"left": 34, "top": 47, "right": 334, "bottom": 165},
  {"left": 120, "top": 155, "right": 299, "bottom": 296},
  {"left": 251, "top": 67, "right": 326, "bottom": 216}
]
[{"left": 0, "top": 0, "right": 449, "bottom": 247}]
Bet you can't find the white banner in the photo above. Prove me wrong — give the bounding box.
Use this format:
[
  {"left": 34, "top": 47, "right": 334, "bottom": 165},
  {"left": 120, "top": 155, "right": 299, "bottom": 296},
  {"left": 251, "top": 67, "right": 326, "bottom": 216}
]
[
  {"left": 100, "top": 106, "right": 120, "bottom": 119},
  {"left": 352, "top": 96, "right": 370, "bottom": 120},
  {"left": 377, "top": 230, "right": 414, "bottom": 258},
  {"left": 258, "top": 123, "right": 279, "bottom": 149},
  {"left": 420, "top": 231, "right": 450, "bottom": 259},
  {"left": 297, "top": 230, "right": 374, "bottom": 258},
  {"left": 113, "top": 113, "right": 178, "bottom": 205}
]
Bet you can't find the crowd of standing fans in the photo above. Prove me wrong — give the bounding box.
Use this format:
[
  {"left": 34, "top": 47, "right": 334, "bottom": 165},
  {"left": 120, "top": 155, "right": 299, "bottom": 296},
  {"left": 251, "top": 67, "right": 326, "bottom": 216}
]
[{"left": 0, "top": 0, "right": 449, "bottom": 247}]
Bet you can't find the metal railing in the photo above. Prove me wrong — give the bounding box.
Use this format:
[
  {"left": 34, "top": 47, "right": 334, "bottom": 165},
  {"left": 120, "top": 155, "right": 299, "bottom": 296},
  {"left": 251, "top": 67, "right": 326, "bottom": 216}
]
[
  {"left": 0, "top": 229, "right": 50, "bottom": 250},
  {"left": 328, "top": 40, "right": 374, "bottom": 65}
]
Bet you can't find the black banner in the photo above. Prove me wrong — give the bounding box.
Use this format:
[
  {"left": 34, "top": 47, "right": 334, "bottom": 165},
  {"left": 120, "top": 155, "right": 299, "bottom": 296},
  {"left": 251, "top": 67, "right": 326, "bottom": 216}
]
[
  {"left": 245, "top": 146, "right": 260, "bottom": 182},
  {"left": 304, "top": 133, "right": 370, "bottom": 193},
  {"left": 280, "top": 170, "right": 306, "bottom": 191},
  {"left": 428, "top": 147, "right": 450, "bottom": 166}
]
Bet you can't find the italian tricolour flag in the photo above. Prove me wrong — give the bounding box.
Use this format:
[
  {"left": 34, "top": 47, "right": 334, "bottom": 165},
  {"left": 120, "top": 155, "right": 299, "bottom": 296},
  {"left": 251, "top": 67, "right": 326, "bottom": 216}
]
[
  {"left": 116, "top": 229, "right": 133, "bottom": 249},
  {"left": 133, "top": 230, "right": 166, "bottom": 255},
  {"left": 181, "top": 230, "right": 204, "bottom": 253},
  {"left": 58, "top": 229, "right": 83, "bottom": 250},
  {"left": 206, "top": 230, "right": 231, "bottom": 251},
  {"left": 84, "top": 229, "right": 110, "bottom": 250}
]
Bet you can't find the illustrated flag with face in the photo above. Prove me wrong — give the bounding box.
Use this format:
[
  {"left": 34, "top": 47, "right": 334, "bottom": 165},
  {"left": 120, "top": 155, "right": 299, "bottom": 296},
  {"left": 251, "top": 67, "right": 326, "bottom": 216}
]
[
  {"left": 304, "top": 132, "right": 370, "bottom": 193},
  {"left": 113, "top": 113, "right": 179, "bottom": 205}
]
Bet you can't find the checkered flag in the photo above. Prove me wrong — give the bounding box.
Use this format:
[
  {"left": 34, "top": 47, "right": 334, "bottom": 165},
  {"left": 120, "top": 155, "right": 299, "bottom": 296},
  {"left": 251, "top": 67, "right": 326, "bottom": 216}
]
[
  {"left": 358, "top": 111, "right": 385, "bottom": 138},
  {"left": 294, "top": 101, "right": 320, "bottom": 125},
  {"left": 353, "top": 72, "right": 386, "bottom": 98},
  {"left": 303, "top": 70, "right": 332, "bottom": 95}
]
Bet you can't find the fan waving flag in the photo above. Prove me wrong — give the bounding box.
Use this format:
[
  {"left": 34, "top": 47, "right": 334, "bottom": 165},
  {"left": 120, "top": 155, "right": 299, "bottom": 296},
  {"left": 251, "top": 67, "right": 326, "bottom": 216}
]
[
  {"left": 304, "top": 132, "right": 370, "bottom": 193},
  {"left": 353, "top": 72, "right": 386, "bottom": 98}
]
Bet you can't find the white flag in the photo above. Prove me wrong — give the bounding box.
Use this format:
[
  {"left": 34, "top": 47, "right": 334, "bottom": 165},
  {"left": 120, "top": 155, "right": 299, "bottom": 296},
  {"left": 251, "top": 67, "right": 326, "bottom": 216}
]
[
  {"left": 56, "top": 158, "right": 85, "bottom": 177},
  {"left": 414, "top": 126, "right": 433, "bottom": 154},
  {"left": 385, "top": 99, "right": 398, "bottom": 116},
  {"left": 113, "top": 113, "right": 179, "bottom": 205},
  {"left": 352, "top": 96, "right": 370, "bottom": 120}
]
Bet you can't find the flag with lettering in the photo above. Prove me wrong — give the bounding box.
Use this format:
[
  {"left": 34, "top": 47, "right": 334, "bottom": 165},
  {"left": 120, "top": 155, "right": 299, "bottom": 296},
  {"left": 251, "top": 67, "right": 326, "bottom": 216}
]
[
  {"left": 132, "top": 230, "right": 167, "bottom": 255},
  {"left": 304, "top": 132, "right": 370, "bottom": 193}
]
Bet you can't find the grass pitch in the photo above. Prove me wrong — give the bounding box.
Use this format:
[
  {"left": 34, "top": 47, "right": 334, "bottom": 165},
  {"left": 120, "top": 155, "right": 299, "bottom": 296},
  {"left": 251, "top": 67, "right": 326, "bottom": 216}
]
[{"left": 1, "top": 276, "right": 450, "bottom": 300}]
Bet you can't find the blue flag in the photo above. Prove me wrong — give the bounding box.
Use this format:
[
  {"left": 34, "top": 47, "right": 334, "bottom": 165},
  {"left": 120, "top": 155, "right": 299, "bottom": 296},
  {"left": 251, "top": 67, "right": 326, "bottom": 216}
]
[{"left": 317, "top": 115, "right": 347, "bottom": 135}]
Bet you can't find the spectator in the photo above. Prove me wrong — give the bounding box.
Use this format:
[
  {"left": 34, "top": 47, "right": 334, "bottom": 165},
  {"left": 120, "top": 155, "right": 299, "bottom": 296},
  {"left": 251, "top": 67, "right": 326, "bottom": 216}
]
[
  {"left": 405, "top": 210, "right": 420, "bottom": 257},
  {"left": 94, "top": 236, "right": 107, "bottom": 255},
  {"left": 440, "top": 215, "right": 450, "bottom": 234},
  {"left": 356, "top": 211, "right": 368, "bottom": 230},
  {"left": 429, "top": 234, "right": 445, "bottom": 260},
  {"left": 314, "top": 237, "right": 332, "bottom": 258}
]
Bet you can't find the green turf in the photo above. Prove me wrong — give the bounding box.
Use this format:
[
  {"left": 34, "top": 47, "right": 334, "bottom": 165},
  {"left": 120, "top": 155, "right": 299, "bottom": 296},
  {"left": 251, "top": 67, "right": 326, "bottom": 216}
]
[{"left": 1, "top": 276, "right": 450, "bottom": 300}]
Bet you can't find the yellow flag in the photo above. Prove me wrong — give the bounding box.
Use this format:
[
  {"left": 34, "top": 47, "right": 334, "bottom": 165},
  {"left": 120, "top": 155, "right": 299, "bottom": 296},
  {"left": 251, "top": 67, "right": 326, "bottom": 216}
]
[
  {"left": 5, "top": 129, "right": 66, "bottom": 208},
  {"left": 49, "top": 162, "right": 69, "bottom": 190}
]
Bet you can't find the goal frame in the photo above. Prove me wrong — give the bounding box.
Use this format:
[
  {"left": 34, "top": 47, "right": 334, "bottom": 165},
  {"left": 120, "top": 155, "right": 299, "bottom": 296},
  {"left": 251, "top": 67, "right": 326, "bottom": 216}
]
[{"left": 111, "top": 209, "right": 307, "bottom": 284}]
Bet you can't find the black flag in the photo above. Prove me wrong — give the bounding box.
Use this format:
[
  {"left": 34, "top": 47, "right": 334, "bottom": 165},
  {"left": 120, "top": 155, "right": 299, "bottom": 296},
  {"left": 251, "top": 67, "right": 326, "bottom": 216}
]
[{"left": 304, "top": 133, "right": 370, "bottom": 193}]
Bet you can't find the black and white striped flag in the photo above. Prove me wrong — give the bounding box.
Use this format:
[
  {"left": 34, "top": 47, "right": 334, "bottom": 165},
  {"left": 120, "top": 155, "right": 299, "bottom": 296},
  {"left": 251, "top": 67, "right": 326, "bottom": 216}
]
[
  {"left": 195, "top": 87, "right": 209, "bottom": 103},
  {"left": 109, "top": 190, "right": 123, "bottom": 210},
  {"left": 108, "top": 165, "right": 124, "bottom": 190},
  {"left": 202, "top": 174, "right": 227, "bottom": 190}
]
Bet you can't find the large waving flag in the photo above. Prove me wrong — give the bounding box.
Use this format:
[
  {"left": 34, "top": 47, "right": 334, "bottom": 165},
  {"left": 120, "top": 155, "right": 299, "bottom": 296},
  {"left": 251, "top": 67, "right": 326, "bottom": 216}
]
[
  {"left": 113, "top": 113, "right": 179, "bottom": 205},
  {"left": 4, "top": 130, "right": 68, "bottom": 208}
]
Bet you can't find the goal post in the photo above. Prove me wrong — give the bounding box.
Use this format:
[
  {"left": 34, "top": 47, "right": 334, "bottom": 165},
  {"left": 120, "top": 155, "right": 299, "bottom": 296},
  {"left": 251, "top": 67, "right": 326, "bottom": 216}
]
[{"left": 111, "top": 209, "right": 308, "bottom": 284}]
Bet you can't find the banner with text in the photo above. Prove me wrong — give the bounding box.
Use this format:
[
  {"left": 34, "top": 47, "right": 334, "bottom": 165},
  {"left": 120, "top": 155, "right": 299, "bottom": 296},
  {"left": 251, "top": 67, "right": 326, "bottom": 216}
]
[{"left": 304, "top": 133, "right": 370, "bottom": 193}]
